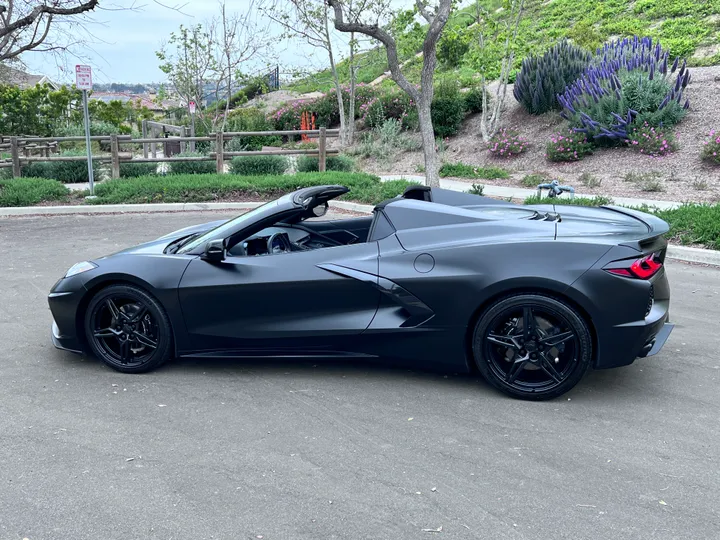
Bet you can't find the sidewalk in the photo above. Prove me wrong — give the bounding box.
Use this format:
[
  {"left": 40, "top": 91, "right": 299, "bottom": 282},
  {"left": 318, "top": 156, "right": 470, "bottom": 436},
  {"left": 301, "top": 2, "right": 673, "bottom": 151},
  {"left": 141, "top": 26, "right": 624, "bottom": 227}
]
[{"left": 378, "top": 175, "right": 682, "bottom": 210}]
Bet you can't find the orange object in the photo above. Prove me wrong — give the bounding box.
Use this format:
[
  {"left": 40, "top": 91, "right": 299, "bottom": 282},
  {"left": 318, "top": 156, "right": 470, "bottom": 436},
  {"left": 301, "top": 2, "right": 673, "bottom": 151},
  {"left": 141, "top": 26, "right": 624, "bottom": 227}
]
[{"left": 300, "top": 111, "right": 316, "bottom": 141}]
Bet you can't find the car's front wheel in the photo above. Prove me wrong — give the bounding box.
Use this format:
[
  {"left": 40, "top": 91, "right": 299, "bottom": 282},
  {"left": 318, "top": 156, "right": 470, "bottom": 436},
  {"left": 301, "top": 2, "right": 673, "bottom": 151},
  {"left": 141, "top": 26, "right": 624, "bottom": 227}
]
[
  {"left": 84, "top": 284, "right": 173, "bottom": 373},
  {"left": 472, "top": 294, "right": 592, "bottom": 400}
]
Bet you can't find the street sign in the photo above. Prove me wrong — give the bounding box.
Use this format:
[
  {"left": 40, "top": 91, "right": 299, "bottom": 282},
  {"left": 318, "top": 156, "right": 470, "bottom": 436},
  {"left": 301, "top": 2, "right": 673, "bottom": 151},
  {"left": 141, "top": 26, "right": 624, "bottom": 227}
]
[
  {"left": 75, "top": 65, "right": 92, "bottom": 90},
  {"left": 189, "top": 100, "right": 196, "bottom": 114}
]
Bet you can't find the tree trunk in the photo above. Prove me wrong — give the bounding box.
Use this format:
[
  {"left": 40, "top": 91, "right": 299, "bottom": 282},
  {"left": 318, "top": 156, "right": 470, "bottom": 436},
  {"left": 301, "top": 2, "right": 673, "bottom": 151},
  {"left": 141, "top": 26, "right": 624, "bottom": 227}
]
[
  {"left": 417, "top": 99, "right": 439, "bottom": 187},
  {"left": 346, "top": 31, "right": 356, "bottom": 146}
]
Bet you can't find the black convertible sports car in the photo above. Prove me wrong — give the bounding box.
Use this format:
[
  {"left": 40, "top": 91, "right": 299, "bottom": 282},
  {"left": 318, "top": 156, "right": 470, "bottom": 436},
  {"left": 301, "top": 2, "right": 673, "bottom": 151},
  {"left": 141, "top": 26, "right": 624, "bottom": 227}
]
[{"left": 49, "top": 184, "right": 673, "bottom": 400}]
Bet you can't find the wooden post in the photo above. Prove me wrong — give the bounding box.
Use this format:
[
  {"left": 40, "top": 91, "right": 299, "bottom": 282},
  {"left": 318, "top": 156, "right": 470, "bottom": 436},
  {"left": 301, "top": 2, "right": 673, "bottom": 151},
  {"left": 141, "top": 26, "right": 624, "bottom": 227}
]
[
  {"left": 142, "top": 120, "right": 148, "bottom": 158},
  {"left": 110, "top": 134, "right": 120, "bottom": 179},
  {"left": 189, "top": 123, "right": 196, "bottom": 153},
  {"left": 10, "top": 137, "right": 21, "bottom": 178},
  {"left": 151, "top": 125, "right": 157, "bottom": 158},
  {"left": 318, "top": 127, "right": 327, "bottom": 172},
  {"left": 215, "top": 132, "right": 224, "bottom": 174}
]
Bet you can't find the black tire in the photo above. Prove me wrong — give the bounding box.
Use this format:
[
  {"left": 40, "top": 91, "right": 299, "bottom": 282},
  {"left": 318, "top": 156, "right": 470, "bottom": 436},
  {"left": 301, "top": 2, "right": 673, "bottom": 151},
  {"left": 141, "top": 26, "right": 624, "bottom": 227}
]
[
  {"left": 472, "top": 294, "right": 592, "bottom": 401},
  {"left": 84, "top": 284, "right": 173, "bottom": 374}
]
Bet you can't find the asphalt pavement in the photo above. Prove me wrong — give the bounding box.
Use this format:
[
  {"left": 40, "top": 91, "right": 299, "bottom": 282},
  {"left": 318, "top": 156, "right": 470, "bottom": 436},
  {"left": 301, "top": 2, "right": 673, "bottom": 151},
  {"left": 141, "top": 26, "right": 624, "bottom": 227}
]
[{"left": 0, "top": 211, "right": 719, "bottom": 540}]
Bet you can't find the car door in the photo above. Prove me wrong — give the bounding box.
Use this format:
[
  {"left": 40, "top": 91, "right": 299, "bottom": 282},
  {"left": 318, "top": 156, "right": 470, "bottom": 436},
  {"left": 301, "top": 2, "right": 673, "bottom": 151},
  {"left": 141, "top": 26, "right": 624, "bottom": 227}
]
[{"left": 177, "top": 242, "right": 381, "bottom": 354}]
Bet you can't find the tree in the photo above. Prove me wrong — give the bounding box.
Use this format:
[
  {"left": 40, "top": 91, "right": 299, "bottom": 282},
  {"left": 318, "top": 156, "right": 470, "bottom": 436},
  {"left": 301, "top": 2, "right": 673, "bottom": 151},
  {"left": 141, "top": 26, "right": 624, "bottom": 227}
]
[
  {"left": 327, "top": 0, "right": 452, "bottom": 187},
  {"left": 0, "top": 0, "right": 99, "bottom": 62},
  {"left": 473, "top": 0, "right": 525, "bottom": 142},
  {"left": 264, "top": 0, "right": 356, "bottom": 145},
  {"left": 207, "top": 0, "right": 272, "bottom": 132}
]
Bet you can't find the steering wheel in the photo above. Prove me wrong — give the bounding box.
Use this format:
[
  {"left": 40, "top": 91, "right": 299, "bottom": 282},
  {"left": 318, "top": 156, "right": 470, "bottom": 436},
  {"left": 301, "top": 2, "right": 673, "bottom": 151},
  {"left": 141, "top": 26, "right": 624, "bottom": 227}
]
[{"left": 267, "top": 232, "right": 292, "bottom": 254}]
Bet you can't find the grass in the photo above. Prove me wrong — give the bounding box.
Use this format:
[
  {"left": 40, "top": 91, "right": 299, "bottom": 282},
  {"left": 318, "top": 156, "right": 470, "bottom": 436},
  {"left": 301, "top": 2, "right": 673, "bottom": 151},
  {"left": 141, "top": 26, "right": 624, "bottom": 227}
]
[
  {"left": 84, "top": 172, "right": 417, "bottom": 206},
  {"left": 0, "top": 177, "right": 70, "bottom": 207},
  {"left": 655, "top": 204, "right": 720, "bottom": 250},
  {"left": 439, "top": 162, "right": 509, "bottom": 180},
  {"left": 521, "top": 173, "right": 551, "bottom": 188},
  {"left": 283, "top": 0, "right": 720, "bottom": 93},
  {"left": 524, "top": 195, "right": 614, "bottom": 206}
]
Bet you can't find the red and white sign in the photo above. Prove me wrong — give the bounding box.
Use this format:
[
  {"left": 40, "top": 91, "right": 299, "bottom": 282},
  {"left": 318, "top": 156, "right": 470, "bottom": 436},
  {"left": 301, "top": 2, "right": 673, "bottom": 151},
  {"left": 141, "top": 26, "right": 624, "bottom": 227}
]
[
  {"left": 75, "top": 65, "right": 92, "bottom": 90},
  {"left": 189, "top": 100, "right": 196, "bottom": 114}
]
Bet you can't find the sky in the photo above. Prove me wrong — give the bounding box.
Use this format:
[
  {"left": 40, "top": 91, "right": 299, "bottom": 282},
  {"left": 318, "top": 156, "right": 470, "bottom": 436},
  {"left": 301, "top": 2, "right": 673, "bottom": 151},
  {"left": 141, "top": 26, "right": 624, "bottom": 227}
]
[{"left": 23, "top": 0, "right": 416, "bottom": 85}]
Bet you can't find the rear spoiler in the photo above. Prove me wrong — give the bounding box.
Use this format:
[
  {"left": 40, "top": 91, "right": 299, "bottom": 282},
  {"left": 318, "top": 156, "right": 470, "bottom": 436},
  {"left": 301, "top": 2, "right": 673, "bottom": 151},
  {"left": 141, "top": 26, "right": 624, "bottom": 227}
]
[{"left": 601, "top": 205, "right": 670, "bottom": 248}]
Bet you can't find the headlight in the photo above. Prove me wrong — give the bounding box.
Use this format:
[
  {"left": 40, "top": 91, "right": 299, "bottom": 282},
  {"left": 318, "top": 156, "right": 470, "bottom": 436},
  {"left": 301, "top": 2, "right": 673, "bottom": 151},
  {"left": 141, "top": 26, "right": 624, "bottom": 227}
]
[{"left": 65, "top": 261, "right": 98, "bottom": 278}]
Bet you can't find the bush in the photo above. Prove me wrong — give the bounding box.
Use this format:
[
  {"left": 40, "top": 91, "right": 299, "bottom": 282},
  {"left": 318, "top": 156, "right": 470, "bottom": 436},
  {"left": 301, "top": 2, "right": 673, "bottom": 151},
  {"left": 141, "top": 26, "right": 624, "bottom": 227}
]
[
  {"left": 487, "top": 128, "right": 529, "bottom": 158},
  {"left": 361, "top": 90, "right": 417, "bottom": 130},
  {"left": 431, "top": 79, "right": 465, "bottom": 138},
  {"left": 0, "top": 177, "right": 70, "bottom": 207},
  {"left": 22, "top": 151, "right": 100, "bottom": 183},
  {"left": 546, "top": 130, "right": 594, "bottom": 162},
  {"left": 225, "top": 108, "right": 282, "bottom": 150},
  {"left": 229, "top": 155, "right": 289, "bottom": 176},
  {"left": 169, "top": 152, "right": 216, "bottom": 175},
  {"left": 271, "top": 100, "right": 310, "bottom": 131},
  {"left": 558, "top": 36, "right": 690, "bottom": 143},
  {"left": 701, "top": 129, "right": 720, "bottom": 165},
  {"left": 522, "top": 173, "right": 551, "bottom": 187},
  {"left": 525, "top": 194, "right": 614, "bottom": 207},
  {"left": 514, "top": 40, "right": 592, "bottom": 115},
  {"left": 439, "top": 162, "right": 509, "bottom": 179},
  {"left": 655, "top": 204, "right": 720, "bottom": 250},
  {"left": 87, "top": 172, "right": 413, "bottom": 206},
  {"left": 296, "top": 154, "right": 355, "bottom": 173},
  {"left": 626, "top": 123, "right": 678, "bottom": 156},
  {"left": 119, "top": 162, "right": 158, "bottom": 178},
  {"left": 463, "top": 85, "right": 484, "bottom": 114}
]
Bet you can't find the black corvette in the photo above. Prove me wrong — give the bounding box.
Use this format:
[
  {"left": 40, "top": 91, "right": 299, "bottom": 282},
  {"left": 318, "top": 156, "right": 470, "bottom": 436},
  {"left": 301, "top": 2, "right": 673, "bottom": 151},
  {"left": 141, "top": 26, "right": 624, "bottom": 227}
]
[{"left": 49, "top": 184, "right": 673, "bottom": 400}]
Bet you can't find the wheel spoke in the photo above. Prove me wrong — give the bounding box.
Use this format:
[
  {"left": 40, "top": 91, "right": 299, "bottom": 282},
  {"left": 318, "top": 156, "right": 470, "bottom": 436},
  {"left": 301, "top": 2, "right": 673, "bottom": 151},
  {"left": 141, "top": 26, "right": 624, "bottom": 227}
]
[
  {"left": 93, "top": 328, "right": 117, "bottom": 339},
  {"left": 523, "top": 307, "right": 536, "bottom": 339},
  {"left": 106, "top": 298, "right": 123, "bottom": 321},
  {"left": 133, "top": 331, "right": 157, "bottom": 349},
  {"left": 540, "top": 331, "right": 575, "bottom": 348},
  {"left": 487, "top": 333, "right": 522, "bottom": 350},
  {"left": 539, "top": 354, "right": 563, "bottom": 383},
  {"left": 507, "top": 355, "right": 529, "bottom": 384},
  {"left": 119, "top": 340, "right": 132, "bottom": 363}
]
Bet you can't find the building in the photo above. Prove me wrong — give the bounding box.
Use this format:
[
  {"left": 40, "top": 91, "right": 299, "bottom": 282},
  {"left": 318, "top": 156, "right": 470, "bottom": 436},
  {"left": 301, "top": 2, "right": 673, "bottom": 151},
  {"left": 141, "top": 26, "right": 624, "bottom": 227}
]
[{"left": 0, "top": 65, "right": 59, "bottom": 90}]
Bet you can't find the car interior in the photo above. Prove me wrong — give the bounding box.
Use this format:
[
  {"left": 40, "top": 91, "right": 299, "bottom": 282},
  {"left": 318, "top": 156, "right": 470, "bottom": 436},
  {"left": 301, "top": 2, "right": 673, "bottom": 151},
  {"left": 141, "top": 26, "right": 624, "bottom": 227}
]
[{"left": 226, "top": 185, "right": 431, "bottom": 257}]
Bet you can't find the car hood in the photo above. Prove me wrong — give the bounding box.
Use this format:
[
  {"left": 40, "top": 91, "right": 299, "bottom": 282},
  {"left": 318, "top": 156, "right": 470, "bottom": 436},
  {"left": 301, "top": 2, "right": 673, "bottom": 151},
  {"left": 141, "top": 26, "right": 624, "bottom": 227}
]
[{"left": 98, "top": 219, "right": 228, "bottom": 259}]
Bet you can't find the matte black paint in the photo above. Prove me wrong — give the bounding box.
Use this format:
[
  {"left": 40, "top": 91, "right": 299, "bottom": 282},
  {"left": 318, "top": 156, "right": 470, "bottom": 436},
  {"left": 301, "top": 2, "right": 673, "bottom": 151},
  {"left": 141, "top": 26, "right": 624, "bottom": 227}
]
[{"left": 49, "top": 186, "right": 672, "bottom": 377}]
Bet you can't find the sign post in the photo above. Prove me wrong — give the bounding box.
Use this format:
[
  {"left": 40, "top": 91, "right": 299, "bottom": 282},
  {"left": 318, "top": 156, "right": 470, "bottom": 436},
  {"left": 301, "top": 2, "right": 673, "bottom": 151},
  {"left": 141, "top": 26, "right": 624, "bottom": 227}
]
[
  {"left": 75, "top": 65, "right": 95, "bottom": 196},
  {"left": 188, "top": 100, "right": 196, "bottom": 153}
]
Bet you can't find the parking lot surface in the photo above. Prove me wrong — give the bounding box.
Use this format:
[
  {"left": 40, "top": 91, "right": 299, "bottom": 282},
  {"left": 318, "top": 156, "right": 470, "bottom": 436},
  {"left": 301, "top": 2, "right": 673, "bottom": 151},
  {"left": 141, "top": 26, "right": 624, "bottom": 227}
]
[{"left": 1, "top": 211, "right": 719, "bottom": 540}]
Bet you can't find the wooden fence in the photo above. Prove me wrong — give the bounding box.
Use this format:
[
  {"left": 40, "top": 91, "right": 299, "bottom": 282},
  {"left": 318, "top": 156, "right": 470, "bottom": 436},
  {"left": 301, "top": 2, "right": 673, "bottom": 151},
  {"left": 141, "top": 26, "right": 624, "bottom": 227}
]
[{"left": 0, "top": 128, "right": 340, "bottom": 179}]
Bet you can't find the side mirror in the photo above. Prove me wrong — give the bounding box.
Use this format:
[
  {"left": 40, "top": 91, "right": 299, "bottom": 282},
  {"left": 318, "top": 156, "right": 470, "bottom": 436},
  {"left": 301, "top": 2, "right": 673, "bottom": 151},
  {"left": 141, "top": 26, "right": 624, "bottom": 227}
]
[{"left": 202, "top": 239, "right": 226, "bottom": 263}]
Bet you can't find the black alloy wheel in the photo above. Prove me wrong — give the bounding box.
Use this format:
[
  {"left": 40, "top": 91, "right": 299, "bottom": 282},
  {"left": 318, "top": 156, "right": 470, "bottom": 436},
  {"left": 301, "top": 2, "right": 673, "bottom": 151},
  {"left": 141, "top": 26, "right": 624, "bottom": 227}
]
[
  {"left": 84, "top": 284, "right": 172, "bottom": 373},
  {"left": 472, "top": 294, "right": 592, "bottom": 400}
]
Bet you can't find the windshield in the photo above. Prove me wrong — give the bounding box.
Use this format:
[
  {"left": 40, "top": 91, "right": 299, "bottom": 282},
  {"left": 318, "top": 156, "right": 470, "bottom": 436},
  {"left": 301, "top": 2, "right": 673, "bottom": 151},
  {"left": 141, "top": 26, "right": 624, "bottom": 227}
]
[{"left": 178, "top": 201, "right": 277, "bottom": 254}]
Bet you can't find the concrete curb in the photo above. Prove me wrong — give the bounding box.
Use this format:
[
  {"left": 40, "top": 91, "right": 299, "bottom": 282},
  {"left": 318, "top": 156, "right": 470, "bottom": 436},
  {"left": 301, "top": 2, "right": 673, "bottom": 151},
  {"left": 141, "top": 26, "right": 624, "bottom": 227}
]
[
  {"left": 1, "top": 199, "right": 717, "bottom": 267},
  {"left": 666, "top": 245, "right": 720, "bottom": 266}
]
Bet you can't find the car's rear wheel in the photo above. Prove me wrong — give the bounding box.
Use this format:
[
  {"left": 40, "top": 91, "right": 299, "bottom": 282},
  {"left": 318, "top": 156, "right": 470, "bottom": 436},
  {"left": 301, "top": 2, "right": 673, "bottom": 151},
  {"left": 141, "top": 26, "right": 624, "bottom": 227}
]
[
  {"left": 472, "top": 294, "right": 592, "bottom": 401},
  {"left": 84, "top": 284, "right": 172, "bottom": 373}
]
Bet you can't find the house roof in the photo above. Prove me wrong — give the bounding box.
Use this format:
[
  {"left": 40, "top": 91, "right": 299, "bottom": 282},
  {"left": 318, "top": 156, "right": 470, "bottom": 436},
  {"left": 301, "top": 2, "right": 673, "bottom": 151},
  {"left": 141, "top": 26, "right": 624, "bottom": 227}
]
[{"left": 0, "top": 66, "right": 58, "bottom": 90}]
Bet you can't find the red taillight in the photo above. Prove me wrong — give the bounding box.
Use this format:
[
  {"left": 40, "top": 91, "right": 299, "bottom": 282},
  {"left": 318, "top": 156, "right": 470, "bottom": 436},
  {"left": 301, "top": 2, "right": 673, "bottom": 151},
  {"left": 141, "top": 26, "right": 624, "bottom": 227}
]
[{"left": 605, "top": 253, "right": 663, "bottom": 280}]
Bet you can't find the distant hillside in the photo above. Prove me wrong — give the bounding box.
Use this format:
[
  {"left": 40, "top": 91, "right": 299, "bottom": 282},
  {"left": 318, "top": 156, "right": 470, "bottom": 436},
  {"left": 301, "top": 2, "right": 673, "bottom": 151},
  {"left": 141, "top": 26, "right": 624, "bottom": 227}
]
[{"left": 286, "top": 0, "right": 720, "bottom": 93}]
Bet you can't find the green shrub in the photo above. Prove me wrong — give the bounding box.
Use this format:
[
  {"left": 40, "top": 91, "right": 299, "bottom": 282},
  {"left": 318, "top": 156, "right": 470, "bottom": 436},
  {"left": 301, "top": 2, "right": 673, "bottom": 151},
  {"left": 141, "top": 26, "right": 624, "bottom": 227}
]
[
  {"left": 468, "top": 183, "right": 485, "bottom": 195},
  {"left": 22, "top": 151, "right": 100, "bottom": 183},
  {"left": 487, "top": 128, "right": 529, "bottom": 158},
  {"left": 522, "top": 173, "right": 551, "bottom": 187},
  {"left": 361, "top": 90, "right": 417, "bottom": 130},
  {"left": 655, "top": 203, "right": 720, "bottom": 250},
  {"left": 119, "top": 162, "right": 158, "bottom": 178},
  {"left": 226, "top": 108, "right": 282, "bottom": 150},
  {"left": 700, "top": 129, "right": 720, "bottom": 165},
  {"left": 0, "top": 177, "right": 70, "bottom": 207},
  {"left": 296, "top": 154, "right": 355, "bottom": 173},
  {"left": 87, "top": 172, "right": 412, "bottom": 206},
  {"left": 627, "top": 123, "right": 677, "bottom": 156},
  {"left": 514, "top": 40, "right": 592, "bottom": 114},
  {"left": 169, "top": 152, "right": 216, "bottom": 175},
  {"left": 439, "top": 162, "right": 509, "bottom": 179},
  {"left": 524, "top": 194, "right": 614, "bottom": 206},
  {"left": 546, "top": 130, "right": 594, "bottom": 162},
  {"left": 229, "top": 155, "right": 289, "bottom": 176},
  {"left": 431, "top": 79, "right": 465, "bottom": 138},
  {"left": 463, "top": 85, "right": 484, "bottom": 114}
]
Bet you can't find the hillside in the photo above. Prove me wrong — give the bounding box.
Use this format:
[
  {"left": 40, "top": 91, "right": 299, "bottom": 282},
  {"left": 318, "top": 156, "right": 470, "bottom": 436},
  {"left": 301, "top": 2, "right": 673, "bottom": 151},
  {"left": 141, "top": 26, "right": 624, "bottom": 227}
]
[{"left": 286, "top": 0, "right": 720, "bottom": 93}]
